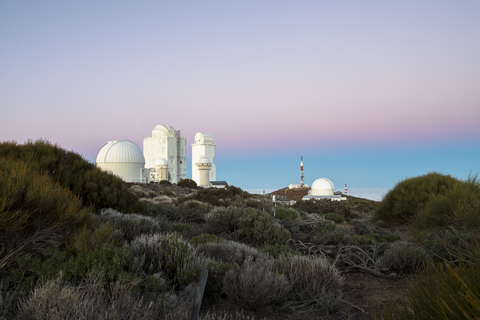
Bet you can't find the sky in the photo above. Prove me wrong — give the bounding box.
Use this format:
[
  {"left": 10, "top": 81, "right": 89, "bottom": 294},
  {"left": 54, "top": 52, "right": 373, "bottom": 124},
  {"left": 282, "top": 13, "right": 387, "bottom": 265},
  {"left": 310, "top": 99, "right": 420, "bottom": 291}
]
[{"left": 1, "top": 1, "right": 479, "bottom": 200}]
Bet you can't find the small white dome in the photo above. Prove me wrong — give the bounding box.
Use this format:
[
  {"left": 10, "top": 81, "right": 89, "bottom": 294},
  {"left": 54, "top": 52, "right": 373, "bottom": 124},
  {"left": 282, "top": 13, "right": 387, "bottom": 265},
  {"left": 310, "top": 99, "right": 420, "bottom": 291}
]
[
  {"left": 197, "top": 156, "right": 211, "bottom": 165},
  {"left": 311, "top": 178, "right": 335, "bottom": 196},
  {"left": 194, "top": 132, "right": 213, "bottom": 144},
  {"left": 154, "top": 158, "right": 168, "bottom": 166},
  {"left": 96, "top": 140, "right": 145, "bottom": 164}
]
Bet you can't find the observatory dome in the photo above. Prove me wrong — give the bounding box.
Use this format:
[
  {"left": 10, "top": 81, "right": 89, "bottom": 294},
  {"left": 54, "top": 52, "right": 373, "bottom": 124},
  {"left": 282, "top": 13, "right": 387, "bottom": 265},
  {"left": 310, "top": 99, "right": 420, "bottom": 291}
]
[
  {"left": 197, "top": 156, "right": 211, "bottom": 165},
  {"left": 154, "top": 158, "right": 168, "bottom": 166},
  {"left": 96, "top": 140, "right": 145, "bottom": 164},
  {"left": 96, "top": 140, "right": 145, "bottom": 183},
  {"left": 310, "top": 178, "right": 335, "bottom": 196}
]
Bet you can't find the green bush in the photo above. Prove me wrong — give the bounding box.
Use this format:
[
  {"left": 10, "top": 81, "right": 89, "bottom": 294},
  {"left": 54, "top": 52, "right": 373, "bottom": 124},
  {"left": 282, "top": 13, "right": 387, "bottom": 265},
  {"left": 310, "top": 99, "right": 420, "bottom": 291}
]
[
  {"left": 372, "top": 172, "right": 480, "bottom": 228},
  {"left": 188, "top": 234, "right": 226, "bottom": 247},
  {"left": 275, "top": 207, "right": 300, "bottom": 220},
  {"left": 275, "top": 254, "right": 344, "bottom": 312},
  {"left": 129, "top": 233, "right": 205, "bottom": 289},
  {"left": 177, "top": 179, "right": 197, "bottom": 188},
  {"left": 0, "top": 158, "right": 96, "bottom": 280},
  {"left": 98, "top": 208, "right": 171, "bottom": 242},
  {"left": 196, "top": 241, "right": 267, "bottom": 267},
  {"left": 0, "top": 140, "right": 147, "bottom": 213},
  {"left": 5, "top": 243, "right": 136, "bottom": 295},
  {"left": 380, "top": 249, "right": 480, "bottom": 319},
  {"left": 323, "top": 213, "right": 345, "bottom": 223},
  {"left": 223, "top": 257, "right": 290, "bottom": 311},
  {"left": 162, "top": 190, "right": 175, "bottom": 196},
  {"left": 159, "top": 180, "right": 171, "bottom": 185},
  {"left": 204, "top": 206, "right": 290, "bottom": 245},
  {"left": 313, "top": 223, "right": 346, "bottom": 245},
  {"left": 176, "top": 200, "right": 212, "bottom": 223},
  {"left": 384, "top": 241, "right": 430, "bottom": 274}
]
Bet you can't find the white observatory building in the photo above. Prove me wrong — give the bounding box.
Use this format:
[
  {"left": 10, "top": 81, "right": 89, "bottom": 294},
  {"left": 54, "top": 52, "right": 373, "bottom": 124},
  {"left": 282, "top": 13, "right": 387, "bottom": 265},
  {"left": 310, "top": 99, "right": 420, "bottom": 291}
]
[
  {"left": 96, "top": 140, "right": 145, "bottom": 183},
  {"left": 302, "top": 178, "right": 347, "bottom": 201},
  {"left": 196, "top": 156, "right": 213, "bottom": 187},
  {"left": 192, "top": 133, "right": 216, "bottom": 185},
  {"left": 143, "top": 125, "right": 186, "bottom": 183}
]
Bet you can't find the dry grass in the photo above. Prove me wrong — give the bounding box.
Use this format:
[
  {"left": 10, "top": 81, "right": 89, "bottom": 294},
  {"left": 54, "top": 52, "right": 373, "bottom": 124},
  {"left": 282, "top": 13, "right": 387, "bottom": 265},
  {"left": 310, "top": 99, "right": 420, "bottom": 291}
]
[
  {"left": 223, "top": 257, "right": 290, "bottom": 311},
  {"left": 277, "top": 255, "right": 345, "bottom": 313}
]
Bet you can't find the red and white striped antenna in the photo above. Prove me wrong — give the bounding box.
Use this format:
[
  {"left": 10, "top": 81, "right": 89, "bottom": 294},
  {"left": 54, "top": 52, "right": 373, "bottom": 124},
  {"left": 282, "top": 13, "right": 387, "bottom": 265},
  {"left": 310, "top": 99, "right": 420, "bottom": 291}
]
[
  {"left": 344, "top": 183, "right": 348, "bottom": 194},
  {"left": 300, "top": 156, "right": 305, "bottom": 188}
]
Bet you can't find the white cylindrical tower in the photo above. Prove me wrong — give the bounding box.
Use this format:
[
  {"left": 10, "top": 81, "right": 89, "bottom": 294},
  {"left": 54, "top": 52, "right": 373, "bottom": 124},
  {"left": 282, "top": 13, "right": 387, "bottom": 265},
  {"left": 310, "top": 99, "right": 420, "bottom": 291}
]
[{"left": 196, "top": 156, "right": 212, "bottom": 187}]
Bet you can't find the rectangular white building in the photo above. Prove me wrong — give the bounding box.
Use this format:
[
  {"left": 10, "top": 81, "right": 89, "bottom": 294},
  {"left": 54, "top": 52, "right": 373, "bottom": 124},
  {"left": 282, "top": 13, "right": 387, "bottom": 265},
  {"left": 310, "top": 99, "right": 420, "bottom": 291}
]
[{"left": 143, "top": 125, "right": 186, "bottom": 183}]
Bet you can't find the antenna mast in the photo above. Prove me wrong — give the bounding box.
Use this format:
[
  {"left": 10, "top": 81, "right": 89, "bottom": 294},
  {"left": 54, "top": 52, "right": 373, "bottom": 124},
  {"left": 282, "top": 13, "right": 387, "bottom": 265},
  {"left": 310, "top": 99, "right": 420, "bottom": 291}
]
[{"left": 300, "top": 156, "right": 305, "bottom": 188}]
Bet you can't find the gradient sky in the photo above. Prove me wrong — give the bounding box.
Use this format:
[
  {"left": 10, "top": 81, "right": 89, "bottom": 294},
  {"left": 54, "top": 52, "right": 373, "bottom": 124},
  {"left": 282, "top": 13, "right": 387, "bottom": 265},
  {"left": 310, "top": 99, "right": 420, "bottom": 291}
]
[{"left": 1, "top": 1, "right": 479, "bottom": 200}]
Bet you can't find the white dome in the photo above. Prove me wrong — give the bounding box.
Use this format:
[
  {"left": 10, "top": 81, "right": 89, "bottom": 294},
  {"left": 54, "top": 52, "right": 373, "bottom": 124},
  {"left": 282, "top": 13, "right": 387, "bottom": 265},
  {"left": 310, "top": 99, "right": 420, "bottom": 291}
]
[
  {"left": 96, "top": 140, "right": 145, "bottom": 164},
  {"left": 153, "top": 124, "right": 175, "bottom": 134},
  {"left": 195, "top": 132, "right": 213, "bottom": 144},
  {"left": 311, "top": 178, "right": 335, "bottom": 196},
  {"left": 197, "top": 156, "right": 211, "bottom": 165},
  {"left": 154, "top": 158, "right": 168, "bottom": 166}
]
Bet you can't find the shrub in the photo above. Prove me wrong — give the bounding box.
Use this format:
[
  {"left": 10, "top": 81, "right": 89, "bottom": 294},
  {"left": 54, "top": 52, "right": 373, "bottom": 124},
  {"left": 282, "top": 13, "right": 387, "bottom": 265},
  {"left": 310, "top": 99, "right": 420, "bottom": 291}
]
[
  {"left": 223, "top": 257, "right": 290, "bottom": 311},
  {"left": 384, "top": 241, "right": 430, "bottom": 274},
  {"left": 259, "top": 244, "right": 298, "bottom": 258},
  {"left": 275, "top": 207, "right": 300, "bottom": 220},
  {"left": 177, "top": 179, "right": 197, "bottom": 188},
  {"left": 129, "top": 233, "right": 205, "bottom": 289},
  {"left": 380, "top": 247, "right": 480, "bottom": 319},
  {"left": 204, "top": 206, "right": 290, "bottom": 245},
  {"left": 323, "top": 213, "right": 345, "bottom": 223},
  {"left": 176, "top": 200, "right": 212, "bottom": 223},
  {"left": 0, "top": 140, "right": 148, "bottom": 213},
  {"left": 159, "top": 180, "right": 171, "bottom": 185},
  {"left": 188, "top": 234, "right": 226, "bottom": 247},
  {"left": 17, "top": 275, "right": 174, "bottom": 320},
  {"left": 276, "top": 254, "right": 344, "bottom": 312},
  {"left": 372, "top": 172, "right": 480, "bottom": 228},
  {"left": 98, "top": 208, "right": 170, "bottom": 242},
  {"left": 162, "top": 190, "right": 175, "bottom": 196},
  {"left": 0, "top": 158, "right": 95, "bottom": 279},
  {"left": 313, "top": 223, "right": 346, "bottom": 245},
  {"left": 196, "top": 241, "right": 267, "bottom": 267}
]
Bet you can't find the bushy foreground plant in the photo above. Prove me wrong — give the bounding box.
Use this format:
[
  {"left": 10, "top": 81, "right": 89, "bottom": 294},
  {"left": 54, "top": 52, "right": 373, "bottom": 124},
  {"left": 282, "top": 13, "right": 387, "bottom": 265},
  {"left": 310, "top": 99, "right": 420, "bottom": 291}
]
[
  {"left": 323, "top": 212, "right": 345, "bottom": 223},
  {"left": 384, "top": 241, "right": 430, "bottom": 274},
  {"left": 372, "top": 172, "right": 480, "bottom": 228},
  {"left": 129, "top": 233, "right": 206, "bottom": 289},
  {"left": 0, "top": 140, "right": 147, "bottom": 213},
  {"left": 98, "top": 208, "right": 171, "bottom": 242},
  {"left": 204, "top": 206, "right": 290, "bottom": 245},
  {"left": 223, "top": 257, "right": 290, "bottom": 311},
  {"left": 379, "top": 244, "right": 480, "bottom": 319},
  {"left": 0, "top": 158, "right": 96, "bottom": 282},
  {"left": 275, "top": 255, "right": 344, "bottom": 312},
  {"left": 275, "top": 206, "right": 300, "bottom": 220}
]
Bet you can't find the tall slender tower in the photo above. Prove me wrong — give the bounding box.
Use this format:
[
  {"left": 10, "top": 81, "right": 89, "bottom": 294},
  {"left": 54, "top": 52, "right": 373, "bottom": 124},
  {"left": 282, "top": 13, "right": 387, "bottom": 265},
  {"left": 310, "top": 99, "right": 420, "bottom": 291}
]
[
  {"left": 192, "top": 133, "right": 216, "bottom": 185},
  {"left": 300, "top": 156, "right": 305, "bottom": 188}
]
